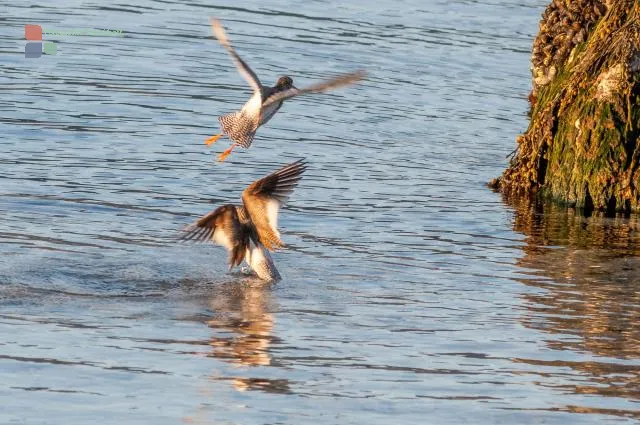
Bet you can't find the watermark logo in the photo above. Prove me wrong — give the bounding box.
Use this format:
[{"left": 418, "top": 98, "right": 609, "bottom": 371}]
[
  {"left": 25, "top": 24, "right": 56, "bottom": 58},
  {"left": 24, "top": 24, "right": 123, "bottom": 58}
]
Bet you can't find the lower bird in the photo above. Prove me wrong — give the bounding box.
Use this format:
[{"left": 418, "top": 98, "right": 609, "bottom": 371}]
[
  {"left": 205, "top": 18, "right": 365, "bottom": 161},
  {"left": 180, "top": 160, "right": 306, "bottom": 281}
]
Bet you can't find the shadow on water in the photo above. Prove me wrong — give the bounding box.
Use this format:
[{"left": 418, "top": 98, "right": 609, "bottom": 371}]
[{"left": 504, "top": 195, "right": 640, "bottom": 418}]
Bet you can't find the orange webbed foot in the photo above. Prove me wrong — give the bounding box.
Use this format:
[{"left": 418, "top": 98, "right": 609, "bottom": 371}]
[
  {"left": 218, "top": 144, "right": 236, "bottom": 162},
  {"left": 204, "top": 133, "right": 224, "bottom": 146}
]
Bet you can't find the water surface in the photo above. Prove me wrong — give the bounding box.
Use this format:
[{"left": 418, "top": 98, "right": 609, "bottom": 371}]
[{"left": 1, "top": 0, "right": 639, "bottom": 423}]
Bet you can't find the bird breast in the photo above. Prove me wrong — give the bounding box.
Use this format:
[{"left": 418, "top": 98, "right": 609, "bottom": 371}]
[
  {"left": 245, "top": 243, "right": 281, "bottom": 282},
  {"left": 241, "top": 92, "right": 263, "bottom": 118}
]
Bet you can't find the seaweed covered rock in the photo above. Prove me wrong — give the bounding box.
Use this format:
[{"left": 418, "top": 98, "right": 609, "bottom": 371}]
[{"left": 493, "top": 0, "right": 640, "bottom": 213}]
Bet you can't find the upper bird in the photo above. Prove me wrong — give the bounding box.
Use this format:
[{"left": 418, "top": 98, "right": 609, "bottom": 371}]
[
  {"left": 180, "top": 159, "right": 306, "bottom": 281},
  {"left": 205, "top": 18, "right": 366, "bottom": 161}
]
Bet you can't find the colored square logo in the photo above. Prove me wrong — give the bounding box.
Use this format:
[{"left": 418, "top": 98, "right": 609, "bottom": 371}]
[
  {"left": 24, "top": 42, "right": 42, "bottom": 58},
  {"left": 43, "top": 41, "right": 56, "bottom": 55},
  {"left": 24, "top": 24, "right": 42, "bottom": 41}
]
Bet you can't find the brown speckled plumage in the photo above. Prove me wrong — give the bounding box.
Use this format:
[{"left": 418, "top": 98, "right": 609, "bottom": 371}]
[
  {"left": 218, "top": 111, "right": 257, "bottom": 149},
  {"left": 180, "top": 160, "right": 306, "bottom": 281}
]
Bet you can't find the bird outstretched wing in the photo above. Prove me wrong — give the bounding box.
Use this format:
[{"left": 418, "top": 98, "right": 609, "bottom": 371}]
[
  {"left": 211, "top": 18, "right": 263, "bottom": 94},
  {"left": 241, "top": 160, "right": 307, "bottom": 251},
  {"left": 262, "top": 70, "right": 366, "bottom": 108},
  {"left": 180, "top": 204, "right": 249, "bottom": 269}
]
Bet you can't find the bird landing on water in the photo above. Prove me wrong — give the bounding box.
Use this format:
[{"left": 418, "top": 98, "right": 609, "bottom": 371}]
[
  {"left": 205, "top": 18, "right": 366, "bottom": 161},
  {"left": 180, "top": 160, "right": 306, "bottom": 281}
]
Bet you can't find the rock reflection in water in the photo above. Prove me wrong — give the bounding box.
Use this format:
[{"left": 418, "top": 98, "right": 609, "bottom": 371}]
[
  {"left": 506, "top": 196, "right": 640, "bottom": 415},
  {"left": 204, "top": 281, "right": 290, "bottom": 394}
]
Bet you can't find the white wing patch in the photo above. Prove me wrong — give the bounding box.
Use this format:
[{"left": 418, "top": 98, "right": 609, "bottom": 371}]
[
  {"left": 212, "top": 229, "right": 234, "bottom": 251},
  {"left": 265, "top": 199, "right": 281, "bottom": 239}
]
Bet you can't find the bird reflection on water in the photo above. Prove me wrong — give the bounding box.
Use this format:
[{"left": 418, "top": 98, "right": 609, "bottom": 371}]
[
  {"left": 203, "top": 280, "right": 291, "bottom": 394},
  {"left": 505, "top": 195, "right": 640, "bottom": 417}
]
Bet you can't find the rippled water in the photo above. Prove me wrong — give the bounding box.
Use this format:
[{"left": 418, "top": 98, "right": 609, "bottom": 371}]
[{"left": 1, "top": 0, "right": 639, "bottom": 423}]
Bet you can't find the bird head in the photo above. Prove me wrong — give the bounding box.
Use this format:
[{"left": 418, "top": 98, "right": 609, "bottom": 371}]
[{"left": 275, "top": 76, "right": 294, "bottom": 90}]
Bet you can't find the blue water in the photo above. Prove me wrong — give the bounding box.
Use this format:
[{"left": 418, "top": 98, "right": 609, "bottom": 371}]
[{"left": 1, "top": 0, "right": 639, "bottom": 424}]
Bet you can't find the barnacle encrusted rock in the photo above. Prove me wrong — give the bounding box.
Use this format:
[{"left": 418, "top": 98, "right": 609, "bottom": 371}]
[
  {"left": 492, "top": 0, "right": 640, "bottom": 213},
  {"left": 531, "top": 0, "right": 608, "bottom": 94},
  {"left": 595, "top": 63, "right": 626, "bottom": 101}
]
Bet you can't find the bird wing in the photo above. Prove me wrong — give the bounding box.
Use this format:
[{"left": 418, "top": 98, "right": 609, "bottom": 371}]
[
  {"left": 180, "top": 204, "right": 249, "bottom": 269},
  {"left": 210, "top": 18, "right": 263, "bottom": 94},
  {"left": 261, "top": 70, "right": 366, "bottom": 108},
  {"left": 241, "top": 159, "right": 306, "bottom": 251},
  {"left": 258, "top": 100, "right": 283, "bottom": 126}
]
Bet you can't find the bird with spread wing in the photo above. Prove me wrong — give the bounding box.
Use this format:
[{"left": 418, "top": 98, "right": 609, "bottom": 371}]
[
  {"left": 180, "top": 160, "right": 306, "bottom": 281},
  {"left": 205, "top": 18, "right": 366, "bottom": 161}
]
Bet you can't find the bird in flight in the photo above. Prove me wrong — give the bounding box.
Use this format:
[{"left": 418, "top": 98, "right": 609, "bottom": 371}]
[
  {"left": 205, "top": 18, "right": 366, "bottom": 161},
  {"left": 180, "top": 159, "right": 306, "bottom": 281}
]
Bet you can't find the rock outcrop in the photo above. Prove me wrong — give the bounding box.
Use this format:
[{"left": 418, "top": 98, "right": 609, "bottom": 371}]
[{"left": 493, "top": 0, "right": 640, "bottom": 214}]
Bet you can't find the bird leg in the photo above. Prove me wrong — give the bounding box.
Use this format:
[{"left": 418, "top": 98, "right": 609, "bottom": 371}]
[
  {"left": 218, "top": 143, "right": 237, "bottom": 162},
  {"left": 204, "top": 133, "right": 224, "bottom": 146}
]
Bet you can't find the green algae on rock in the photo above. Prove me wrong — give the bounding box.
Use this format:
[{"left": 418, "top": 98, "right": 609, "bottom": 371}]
[{"left": 493, "top": 0, "right": 640, "bottom": 213}]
